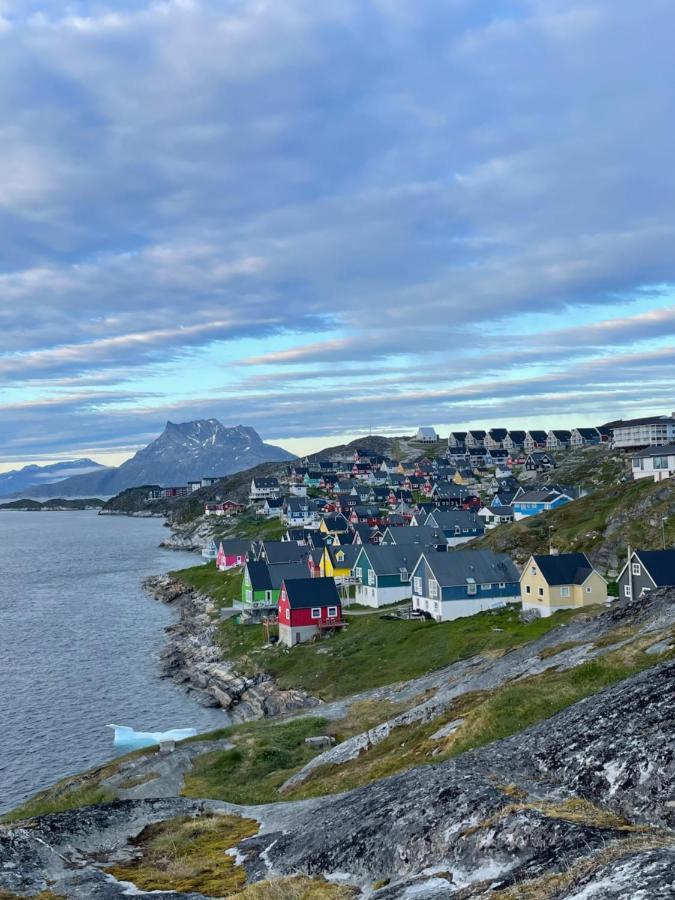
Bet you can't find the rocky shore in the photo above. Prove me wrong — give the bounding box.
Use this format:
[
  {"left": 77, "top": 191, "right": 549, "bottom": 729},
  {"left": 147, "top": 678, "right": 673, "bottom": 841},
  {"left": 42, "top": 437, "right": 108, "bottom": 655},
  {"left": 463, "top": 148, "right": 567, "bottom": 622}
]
[{"left": 145, "top": 574, "right": 319, "bottom": 722}]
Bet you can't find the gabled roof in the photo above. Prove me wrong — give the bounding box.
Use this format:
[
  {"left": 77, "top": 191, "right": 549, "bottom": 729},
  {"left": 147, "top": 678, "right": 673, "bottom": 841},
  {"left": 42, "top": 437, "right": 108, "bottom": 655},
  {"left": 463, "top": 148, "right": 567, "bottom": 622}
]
[
  {"left": 380, "top": 525, "right": 446, "bottom": 546},
  {"left": 246, "top": 560, "right": 306, "bottom": 592},
  {"left": 282, "top": 577, "right": 341, "bottom": 609},
  {"left": 322, "top": 514, "right": 350, "bottom": 531},
  {"left": 217, "top": 539, "right": 252, "bottom": 556},
  {"left": 356, "top": 544, "right": 422, "bottom": 575},
  {"left": 264, "top": 497, "right": 284, "bottom": 508},
  {"left": 328, "top": 544, "right": 360, "bottom": 568},
  {"left": 611, "top": 414, "right": 675, "bottom": 428},
  {"left": 573, "top": 427, "right": 600, "bottom": 438},
  {"left": 507, "top": 430, "right": 526, "bottom": 441},
  {"left": 632, "top": 549, "right": 675, "bottom": 587},
  {"left": 531, "top": 553, "right": 594, "bottom": 586},
  {"left": 549, "top": 430, "right": 572, "bottom": 440},
  {"left": 419, "top": 550, "right": 519, "bottom": 586},
  {"left": 526, "top": 430, "right": 548, "bottom": 441},
  {"left": 261, "top": 541, "right": 308, "bottom": 565},
  {"left": 631, "top": 443, "right": 675, "bottom": 459},
  {"left": 516, "top": 489, "right": 566, "bottom": 503},
  {"left": 252, "top": 476, "right": 280, "bottom": 487},
  {"left": 488, "top": 428, "right": 508, "bottom": 440},
  {"left": 468, "top": 430, "right": 486, "bottom": 439},
  {"left": 425, "top": 509, "right": 483, "bottom": 530}
]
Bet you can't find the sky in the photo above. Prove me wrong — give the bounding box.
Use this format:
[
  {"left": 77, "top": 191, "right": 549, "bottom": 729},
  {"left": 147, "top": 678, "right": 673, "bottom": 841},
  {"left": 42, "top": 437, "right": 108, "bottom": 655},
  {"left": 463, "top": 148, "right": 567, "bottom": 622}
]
[{"left": 1, "top": 0, "right": 675, "bottom": 470}]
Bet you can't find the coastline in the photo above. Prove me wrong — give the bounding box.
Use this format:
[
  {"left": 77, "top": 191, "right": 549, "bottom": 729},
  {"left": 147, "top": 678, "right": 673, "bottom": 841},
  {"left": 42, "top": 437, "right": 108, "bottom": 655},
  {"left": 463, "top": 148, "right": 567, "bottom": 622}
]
[{"left": 145, "top": 574, "right": 319, "bottom": 723}]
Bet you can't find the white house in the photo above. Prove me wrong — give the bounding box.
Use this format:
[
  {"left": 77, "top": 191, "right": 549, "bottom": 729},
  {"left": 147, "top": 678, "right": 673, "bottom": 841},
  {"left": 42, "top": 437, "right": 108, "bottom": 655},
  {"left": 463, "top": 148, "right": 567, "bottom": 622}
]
[
  {"left": 416, "top": 426, "right": 438, "bottom": 443},
  {"left": 612, "top": 414, "right": 675, "bottom": 450},
  {"left": 250, "top": 476, "right": 282, "bottom": 500},
  {"left": 630, "top": 444, "right": 675, "bottom": 481}
]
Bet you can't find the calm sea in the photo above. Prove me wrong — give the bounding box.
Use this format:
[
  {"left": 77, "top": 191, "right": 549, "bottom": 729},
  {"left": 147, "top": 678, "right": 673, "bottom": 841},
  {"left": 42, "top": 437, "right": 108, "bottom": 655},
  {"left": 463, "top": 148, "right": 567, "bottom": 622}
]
[{"left": 0, "top": 511, "right": 226, "bottom": 814}]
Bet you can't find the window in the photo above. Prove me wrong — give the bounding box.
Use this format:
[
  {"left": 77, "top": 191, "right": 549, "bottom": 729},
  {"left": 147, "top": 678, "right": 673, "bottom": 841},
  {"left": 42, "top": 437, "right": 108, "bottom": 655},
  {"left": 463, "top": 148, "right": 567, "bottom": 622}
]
[
  {"left": 266, "top": 590, "right": 272, "bottom": 601},
  {"left": 624, "top": 584, "right": 631, "bottom": 597},
  {"left": 632, "top": 563, "right": 641, "bottom": 576},
  {"left": 525, "top": 585, "right": 531, "bottom": 594},
  {"left": 467, "top": 581, "right": 477, "bottom": 595},
  {"left": 560, "top": 586, "right": 570, "bottom": 598},
  {"left": 586, "top": 586, "right": 593, "bottom": 593},
  {"left": 311, "top": 608, "right": 321, "bottom": 619},
  {"left": 654, "top": 456, "right": 669, "bottom": 470},
  {"left": 356, "top": 567, "right": 363, "bottom": 581},
  {"left": 413, "top": 577, "right": 422, "bottom": 594},
  {"left": 633, "top": 458, "right": 643, "bottom": 469},
  {"left": 538, "top": 587, "right": 544, "bottom": 597},
  {"left": 429, "top": 580, "right": 438, "bottom": 598},
  {"left": 531, "top": 566, "right": 536, "bottom": 575},
  {"left": 327, "top": 606, "right": 338, "bottom": 617},
  {"left": 481, "top": 583, "right": 492, "bottom": 591},
  {"left": 499, "top": 582, "right": 506, "bottom": 589},
  {"left": 368, "top": 568, "right": 375, "bottom": 586},
  {"left": 400, "top": 569, "right": 409, "bottom": 583}
]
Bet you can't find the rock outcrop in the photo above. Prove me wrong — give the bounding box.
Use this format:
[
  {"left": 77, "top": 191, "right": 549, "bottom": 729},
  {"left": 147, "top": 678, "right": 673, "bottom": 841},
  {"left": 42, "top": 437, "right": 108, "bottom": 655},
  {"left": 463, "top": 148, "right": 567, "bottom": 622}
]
[{"left": 146, "top": 574, "right": 319, "bottom": 721}]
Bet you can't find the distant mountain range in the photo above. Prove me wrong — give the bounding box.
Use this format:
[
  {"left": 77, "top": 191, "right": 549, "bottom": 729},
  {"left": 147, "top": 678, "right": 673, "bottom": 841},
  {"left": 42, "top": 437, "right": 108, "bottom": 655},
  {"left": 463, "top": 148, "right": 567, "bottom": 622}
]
[
  {"left": 0, "top": 459, "right": 106, "bottom": 498},
  {"left": 8, "top": 420, "right": 295, "bottom": 499}
]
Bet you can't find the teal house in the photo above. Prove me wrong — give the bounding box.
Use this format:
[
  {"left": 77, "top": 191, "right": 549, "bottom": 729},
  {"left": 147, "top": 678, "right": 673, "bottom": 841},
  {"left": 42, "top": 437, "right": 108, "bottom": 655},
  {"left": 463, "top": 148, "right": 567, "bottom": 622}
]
[{"left": 352, "top": 545, "right": 420, "bottom": 608}]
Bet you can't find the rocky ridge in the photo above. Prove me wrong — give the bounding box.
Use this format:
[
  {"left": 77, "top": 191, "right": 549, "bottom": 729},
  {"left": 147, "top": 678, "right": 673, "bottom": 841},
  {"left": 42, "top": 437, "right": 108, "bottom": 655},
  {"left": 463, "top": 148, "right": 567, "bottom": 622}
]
[{"left": 147, "top": 574, "right": 318, "bottom": 721}]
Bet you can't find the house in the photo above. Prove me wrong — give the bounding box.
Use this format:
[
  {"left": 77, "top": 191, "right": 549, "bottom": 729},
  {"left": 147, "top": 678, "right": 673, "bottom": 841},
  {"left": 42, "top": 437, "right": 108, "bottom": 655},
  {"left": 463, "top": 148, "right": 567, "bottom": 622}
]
[
  {"left": 484, "top": 448, "right": 510, "bottom": 467},
  {"left": 200, "top": 476, "right": 225, "bottom": 488},
  {"left": 204, "top": 500, "right": 245, "bottom": 516},
  {"left": 618, "top": 549, "right": 675, "bottom": 599},
  {"left": 349, "top": 505, "right": 383, "bottom": 525},
  {"left": 570, "top": 427, "right": 601, "bottom": 447},
  {"left": 257, "top": 540, "right": 308, "bottom": 566},
  {"left": 423, "top": 509, "right": 485, "bottom": 545},
  {"left": 320, "top": 543, "right": 361, "bottom": 582},
  {"left": 319, "top": 514, "right": 350, "bottom": 536},
  {"left": 250, "top": 476, "right": 281, "bottom": 501},
  {"left": 352, "top": 545, "right": 418, "bottom": 607},
  {"left": 546, "top": 430, "right": 572, "bottom": 450},
  {"left": 187, "top": 480, "right": 202, "bottom": 493},
  {"left": 465, "top": 430, "right": 487, "bottom": 449},
  {"left": 283, "top": 496, "right": 320, "bottom": 526},
  {"left": 415, "top": 426, "right": 439, "bottom": 442},
  {"left": 520, "top": 553, "right": 607, "bottom": 617},
  {"left": 630, "top": 444, "right": 675, "bottom": 482},
  {"left": 611, "top": 414, "right": 675, "bottom": 450},
  {"left": 278, "top": 578, "right": 343, "bottom": 646},
  {"left": 524, "top": 431, "right": 548, "bottom": 452},
  {"left": 240, "top": 560, "right": 306, "bottom": 610},
  {"left": 478, "top": 505, "right": 514, "bottom": 529},
  {"left": 485, "top": 428, "right": 508, "bottom": 450},
  {"left": 380, "top": 525, "right": 447, "bottom": 550},
  {"left": 504, "top": 431, "right": 526, "bottom": 452},
  {"left": 447, "top": 432, "right": 467, "bottom": 449},
  {"left": 216, "top": 540, "right": 251, "bottom": 571},
  {"left": 525, "top": 451, "right": 557, "bottom": 471},
  {"left": 307, "top": 548, "right": 323, "bottom": 578},
  {"left": 410, "top": 550, "right": 520, "bottom": 621},
  {"left": 259, "top": 497, "right": 284, "bottom": 518},
  {"left": 512, "top": 489, "right": 572, "bottom": 518}
]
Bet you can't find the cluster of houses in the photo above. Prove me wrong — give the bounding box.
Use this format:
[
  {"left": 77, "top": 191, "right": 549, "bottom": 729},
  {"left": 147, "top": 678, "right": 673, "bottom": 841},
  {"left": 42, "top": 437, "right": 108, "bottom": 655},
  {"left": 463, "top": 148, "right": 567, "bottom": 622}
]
[
  {"left": 149, "top": 476, "right": 228, "bottom": 500},
  {"left": 205, "top": 508, "right": 675, "bottom": 647}
]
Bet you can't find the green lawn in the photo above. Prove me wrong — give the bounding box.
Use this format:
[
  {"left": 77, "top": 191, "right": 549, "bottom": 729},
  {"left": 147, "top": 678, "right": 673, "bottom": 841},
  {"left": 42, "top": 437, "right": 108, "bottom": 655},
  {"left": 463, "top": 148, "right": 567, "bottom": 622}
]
[
  {"left": 217, "top": 604, "right": 598, "bottom": 701},
  {"left": 170, "top": 562, "right": 243, "bottom": 609},
  {"left": 226, "top": 510, "right": 286, "bottom": 541}
]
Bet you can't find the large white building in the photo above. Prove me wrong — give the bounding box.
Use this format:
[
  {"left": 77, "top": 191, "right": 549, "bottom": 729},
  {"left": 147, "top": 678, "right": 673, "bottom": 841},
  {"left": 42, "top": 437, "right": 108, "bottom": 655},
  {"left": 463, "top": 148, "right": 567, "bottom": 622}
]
[{"left": 612, "top": 414, "right": 675, "bottom": 450}]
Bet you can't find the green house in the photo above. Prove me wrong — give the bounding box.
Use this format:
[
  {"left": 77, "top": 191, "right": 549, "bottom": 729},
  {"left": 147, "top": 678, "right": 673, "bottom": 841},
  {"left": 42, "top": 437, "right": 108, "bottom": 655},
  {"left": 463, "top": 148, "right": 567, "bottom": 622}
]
[{"left": 241, "top": 560, "right": 307, "bottom": 608}]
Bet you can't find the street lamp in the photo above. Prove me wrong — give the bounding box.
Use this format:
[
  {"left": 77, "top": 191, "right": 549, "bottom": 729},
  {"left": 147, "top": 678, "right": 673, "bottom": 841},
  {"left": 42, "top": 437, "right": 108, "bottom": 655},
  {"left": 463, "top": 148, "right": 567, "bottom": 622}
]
[{"left": 662, "top": 516, "right": 668, "bottom": 550}]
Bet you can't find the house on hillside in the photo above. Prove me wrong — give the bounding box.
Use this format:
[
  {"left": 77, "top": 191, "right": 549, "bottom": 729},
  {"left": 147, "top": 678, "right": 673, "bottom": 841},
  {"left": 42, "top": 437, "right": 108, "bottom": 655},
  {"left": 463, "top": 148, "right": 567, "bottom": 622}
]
[
  {"left": 257, "top": 540, "right": 308, "bottom": 566},
  {"left": 478, "top": 505, "right": 515, "bottom": 529},
  {"left": 278, "top": 578, "right": 343, "bottom": 646},
  {"left": 416, "top": 426, "right": 439, "bottom": 442},
  {"left": 352, "top": 545, "right": 418, "bottom": 607},
  {"left": 259, "top": 497, "right": 284, "bottom": 518},
  {"left": 319, "top": 543, "right": 360, "bottom": 582},
  {"left": 546, "top": 430, "right": 572, "bottom": 450},
  {"left": 447, "top": 432, "right": 467, "bottom": 449},
  {"left": 466, "top": 430, "right": 487, "bottom": 449},
  {"left": 423, "top": 509, "right": 485, "bottom": 545},
  {"left": 504, "top": 431, "right": 526, "bottom": 452},
  {"left": 283, "top": 496, "right": 320, "bottom": 526},
  {"left": 250, "top": 476, "right": 281, "bottom": 501},
  {"left": 512, "top": 489, "right": 571, "bottom": 519},
  {"left": 525, "top": 451, "right": 557, "bottom": 471},
  {"left": 240, "top": 560, "right": 306, "bottom": 611},
  {"left": 611, "top": 414, "right": 675, "bottom": 450},
  {"left": 630, "top": 444, "right": 675, "bottom": 482},
  {"left": 216, "top": 540, "right": 251, "bottom": 571},
  {"left": 618, "top": 549, "right": 675, "bottom": 599},
  {"left": 485, "top": 428, "right": 508, "bottom": 450},
  {"left": 380, "top": 525, "right": 447, "bottom": 550},
  {"left": 571, "top": 427, "right": 601, "bottom": 447},
  {"left": 520, "top": 553, "right": 607, "bottom": 617},
  {"left": 524, "top": 431, "right": 548, "bottom": 452},
  {"left": 410, "top": 550, "right": 520, "bottom": 621}
]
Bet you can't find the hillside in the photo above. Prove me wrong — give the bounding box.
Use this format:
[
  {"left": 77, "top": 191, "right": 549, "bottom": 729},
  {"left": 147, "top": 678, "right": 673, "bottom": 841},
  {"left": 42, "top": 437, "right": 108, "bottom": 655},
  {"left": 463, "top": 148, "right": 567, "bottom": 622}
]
[
  {"left": 0, "top": 458, "right": 105, "bottom": 498},
  {"left": 474, "top": 475, "right": 675, "bottom": 574},
  {"left": 15, "top": 420, "right": 294, "bottom": 500}
]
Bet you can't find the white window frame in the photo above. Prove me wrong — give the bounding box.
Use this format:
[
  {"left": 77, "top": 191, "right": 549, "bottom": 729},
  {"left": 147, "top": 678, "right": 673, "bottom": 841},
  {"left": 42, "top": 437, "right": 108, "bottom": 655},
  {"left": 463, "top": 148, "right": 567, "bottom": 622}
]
[
  {"left": 585, "top": 586, "right": 593, "bottom": 594},
  {"left": 481, "top": 583, "right": 492, "bottom": 591},
  {"left": 368, "top": 568, "right": 375, "bottom": 586},
  {"left": 498, "top": 582, "right": 506, "bottom": 589},
  {"left": 467, "top": 581, "right": 477, "bottom": 595},
  {"left": 624, "top": 584, "right": 631, "bottom": 597},
  {"left": 538, "top": 587, "right": 544, "bottom": 597},
  {"left": 356, "top": 567, "right": 363, "bottom": 581},
  {"left": 311, "top": 608, "right": 321, "bottom": 619},
  {"left": 327, "top": 606, "right": 338, "bottom": 617},
  {"left": 413, "top": 576, "right": 422, "bottom": 594},
  {"left": 525, "top": 585, "right": 531, "bottom": 594},
  {"left": 632, "top": 563, "right": 641, "bottom": 576},
  {"left": 429, "top": 580, "right": 438, "bottom": 598},
  {"left": 560, "top": 586, "right": 570, "bottom": 598}
]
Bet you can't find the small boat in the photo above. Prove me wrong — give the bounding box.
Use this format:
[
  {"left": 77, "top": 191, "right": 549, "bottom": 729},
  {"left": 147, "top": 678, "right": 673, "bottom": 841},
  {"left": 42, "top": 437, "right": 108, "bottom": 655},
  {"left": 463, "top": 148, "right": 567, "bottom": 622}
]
[{"left": 107, "top": 724, "right": 197, "bottom": 749}]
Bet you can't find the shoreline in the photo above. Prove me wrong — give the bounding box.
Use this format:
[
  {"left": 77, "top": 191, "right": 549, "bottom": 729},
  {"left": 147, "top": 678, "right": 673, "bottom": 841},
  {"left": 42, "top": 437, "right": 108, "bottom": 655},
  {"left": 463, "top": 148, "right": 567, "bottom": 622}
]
[{"left": 145, "top": 574, "right": 319, "bottom": 724}]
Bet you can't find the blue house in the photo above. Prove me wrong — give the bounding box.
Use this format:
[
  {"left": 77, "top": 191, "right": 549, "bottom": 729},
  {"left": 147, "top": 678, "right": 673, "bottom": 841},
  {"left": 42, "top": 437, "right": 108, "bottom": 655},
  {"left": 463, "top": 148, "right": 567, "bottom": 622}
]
[
  {"left": 410, "top": 550, "right": 520, "bottom": 621},
  {"left": 512, "top": 489, "right": 572, "bottom": 519},
  {"left": 422, "top": 510, "right": 485, "bottom": 546}
]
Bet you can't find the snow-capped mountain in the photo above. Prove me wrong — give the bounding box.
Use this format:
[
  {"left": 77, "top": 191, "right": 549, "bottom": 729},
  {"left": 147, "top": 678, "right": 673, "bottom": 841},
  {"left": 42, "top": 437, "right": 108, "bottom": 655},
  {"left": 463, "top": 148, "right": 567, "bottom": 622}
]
[
  {"left": 0, "top": 459, "right": 106, "bottom": 498},
  {"left": 10, "top": 420, "right": 295, "bottom": 499}
]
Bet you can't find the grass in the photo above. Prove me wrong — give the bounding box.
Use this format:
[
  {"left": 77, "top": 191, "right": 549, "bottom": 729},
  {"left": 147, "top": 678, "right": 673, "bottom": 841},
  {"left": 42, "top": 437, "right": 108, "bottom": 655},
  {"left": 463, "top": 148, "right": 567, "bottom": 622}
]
[
  {"left": 234, "top": 877, "right": 357, "bottom": 899},
  {"left": 286, "top": 635, "right": 675, "bottom": 799},
  {"left": 107, "top": 813, "right": 258, "bottom": 895},
  {"left": 1, "top": 784, "right": 115, "bottom": 823},
  {"left": 538, "top": 640, "right": 584, "bottom": 660},
  {"left": 182, "top": 700, "right": 410, "bottom": 805},
  {"left": 0, "top": 893, "right": 66, "bottom": 899},
  {"left": 171, "top": 562, "right": 243, "bottom": 609},
  {"left": 216, "top": 603, "right": 600, "bottom": 701},
  {"left": 227, "top": 510, "right": 286, "bottom": 541}
]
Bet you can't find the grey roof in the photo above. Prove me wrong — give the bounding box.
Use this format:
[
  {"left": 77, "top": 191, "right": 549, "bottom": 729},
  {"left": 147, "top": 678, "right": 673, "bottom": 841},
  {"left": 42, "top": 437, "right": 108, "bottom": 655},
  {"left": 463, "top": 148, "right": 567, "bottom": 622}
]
[
  {"left": 261, "top": 541, "right": 309, "bottom": 565},
  {"left": 533, "top": 553, "right": 594, "bottom": 586},
  {"left": 246, "top": 560, "right": 307, "bottom": 592},
  {"left": 283, "top": 577, "right": 341, "bottom": 609},
  {"left": 357, "top": 544, "right": 423, "bottom": 575},
  {"left": 526, "top": 430, "right": 548, "bottom": 441},
  {"left": 516, "top": 489, "right": 565, "bottom": 503},
  {"left": 611, "top": 415, "right": 675, "bottom": 428},
  {"left": 632, "top": 443, "right": 675, "bottom": 458},
  {"left": 328, "top": 544, "right": 361, "bottom": 568},
  {"left": 380, "top": 525, "right": 446, "bottom": 546},
  {"left": 574, "top": 427, "right": 600, "bottom": 438},
  {"left": 421, "top": 550, "right": 519, "bottom": 586},
  {"left": 253, "top": 476, "right": 280, "bottom": 487},
  {"left": 217, "top": 539, "right": 252, "bottom": 557},
  {"left": 425, "top": 509, "right": 483, "bottom": 531}
]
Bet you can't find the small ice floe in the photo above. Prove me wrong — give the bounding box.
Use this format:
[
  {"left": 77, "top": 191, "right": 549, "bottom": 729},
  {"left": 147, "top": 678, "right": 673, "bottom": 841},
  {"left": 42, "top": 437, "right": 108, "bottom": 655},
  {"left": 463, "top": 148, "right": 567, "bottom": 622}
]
[{"left": 107, "top": 724, "right": 197, "bottom": 749}]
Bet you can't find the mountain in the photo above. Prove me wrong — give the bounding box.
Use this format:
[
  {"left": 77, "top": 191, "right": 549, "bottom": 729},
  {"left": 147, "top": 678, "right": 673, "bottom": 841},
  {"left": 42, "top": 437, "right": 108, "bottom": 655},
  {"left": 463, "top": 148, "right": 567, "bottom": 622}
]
[
  {"left": 12, "top": 420, "right": 295, "bottom": 499},
  {"left": 0, "top": 459, "right": 105, "bottom": 498}
]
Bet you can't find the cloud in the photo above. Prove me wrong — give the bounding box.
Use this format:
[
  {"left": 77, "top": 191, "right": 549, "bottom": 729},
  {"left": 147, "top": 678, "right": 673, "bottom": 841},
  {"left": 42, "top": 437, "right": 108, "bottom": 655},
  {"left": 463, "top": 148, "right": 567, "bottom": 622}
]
[{"left": 0, "top": 0, "right": 674, "bottom": 457}]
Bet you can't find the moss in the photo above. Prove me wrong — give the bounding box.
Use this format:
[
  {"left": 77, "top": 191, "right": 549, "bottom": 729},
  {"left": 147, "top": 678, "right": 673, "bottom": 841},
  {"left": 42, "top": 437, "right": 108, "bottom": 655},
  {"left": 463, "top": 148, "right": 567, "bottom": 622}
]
[
  {"left": 170, "top": 562, "right": 243, "bottom": 609},
  {"left": 538, "top": 640, "right": 584, "bottom": 660},
  {"left": 232, "top": 876, "right": 358, "bottom": 899},
  {"left": 116, "top": 771, "right": 160, "bottom": 789},
  {"left": 107, "top": 813, "right": 258, "bottom": 896}
]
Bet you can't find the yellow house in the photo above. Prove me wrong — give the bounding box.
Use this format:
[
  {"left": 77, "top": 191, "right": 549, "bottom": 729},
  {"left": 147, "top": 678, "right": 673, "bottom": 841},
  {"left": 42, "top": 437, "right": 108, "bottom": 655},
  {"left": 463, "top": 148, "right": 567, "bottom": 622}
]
[
  {"left": 520, "top": 553, "right": 607, "bottom": 617},
  {"left": 320, "top": 544, "right": 360, "bottom": 582},
  {"left": 319, "top": 514, "right": 350, "bottom": 538}
]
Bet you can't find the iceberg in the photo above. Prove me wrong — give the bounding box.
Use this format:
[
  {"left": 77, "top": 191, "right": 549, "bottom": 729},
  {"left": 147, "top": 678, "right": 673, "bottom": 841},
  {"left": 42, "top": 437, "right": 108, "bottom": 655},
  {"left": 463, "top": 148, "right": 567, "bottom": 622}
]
[{"left": 107, "top": 724, "right": 197, "bottom": 749}]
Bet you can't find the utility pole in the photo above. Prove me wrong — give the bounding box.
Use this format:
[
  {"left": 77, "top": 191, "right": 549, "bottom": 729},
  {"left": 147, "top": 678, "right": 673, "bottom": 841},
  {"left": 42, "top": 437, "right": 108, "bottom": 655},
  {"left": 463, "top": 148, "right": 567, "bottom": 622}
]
[
  {"left": 548, "top": 525, "right": 554, "bottom": 555},
  {"left": 662, "top": 516, "right": 668, "bottom": 550}
]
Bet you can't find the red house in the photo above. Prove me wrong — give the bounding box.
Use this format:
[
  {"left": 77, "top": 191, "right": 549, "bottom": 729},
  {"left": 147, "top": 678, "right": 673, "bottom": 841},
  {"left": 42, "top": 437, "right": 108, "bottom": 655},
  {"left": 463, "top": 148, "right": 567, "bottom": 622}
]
[
  {"left": 278, "top": 577, "right": 343, "bottom": 646},
  {"left": 216, "top": 540, "right": 250, "bottom": 571}
]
